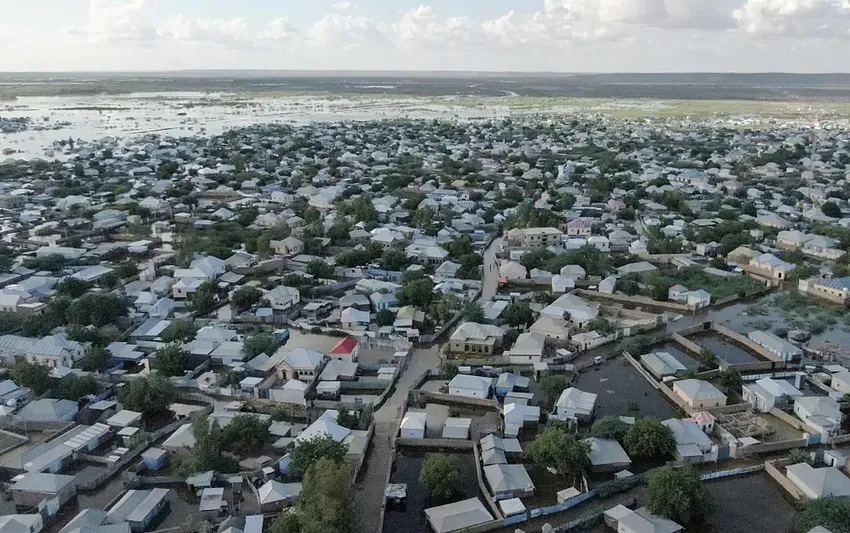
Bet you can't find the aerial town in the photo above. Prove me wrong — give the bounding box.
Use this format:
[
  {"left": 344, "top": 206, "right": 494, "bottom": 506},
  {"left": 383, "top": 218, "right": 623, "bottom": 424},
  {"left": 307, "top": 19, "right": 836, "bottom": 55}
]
[{"left": 0, "top": 109, "right": 850, "bottom": 533}]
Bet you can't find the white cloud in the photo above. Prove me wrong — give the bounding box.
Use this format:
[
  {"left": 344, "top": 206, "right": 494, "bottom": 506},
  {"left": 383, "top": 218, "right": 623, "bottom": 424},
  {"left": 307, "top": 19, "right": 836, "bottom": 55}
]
[
  {"left": 332, "top": 1, "right": 358, "bottom": 12},
  {"left": 160, "top": 15, "right": 252, "bottom": 45},
  {"left": 393, "top": 6, "right": 473, "bottom": 46},
  {"left": 64, "top": 0, "right": 157, "bottom": 43},
  {"left": 734, "top": 0, "right": 850, "bottom": 38},
  {"left": 259, "top": 18, "right": 300, "bottom": 42},
  {"left": 308, "top": 13, "right": 389, "bottom": 47}
]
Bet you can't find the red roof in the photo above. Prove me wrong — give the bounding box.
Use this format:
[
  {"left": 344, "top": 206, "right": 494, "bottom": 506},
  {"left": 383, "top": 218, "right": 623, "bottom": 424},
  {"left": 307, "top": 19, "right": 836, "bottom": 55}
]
[{"left": 331, "top": 337, "right": 359, "bottom": 355}]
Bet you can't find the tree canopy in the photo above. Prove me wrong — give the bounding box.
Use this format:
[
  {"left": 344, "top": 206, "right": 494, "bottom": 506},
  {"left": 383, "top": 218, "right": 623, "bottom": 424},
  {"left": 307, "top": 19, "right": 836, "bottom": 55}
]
[
  {"left": 119, "top": 374, "right": 176, "bottom": 416},
  {"left": 231, "top": 286, "right": 263, "bottom": 313},
  {"left": 287, "top": 435, "right": 349, "bottom": 481},
  {"left": 793, "top": 497, "right": 850, "bottom": 533},
  {"left": 646, "top": 465, "right": 713, "bottom": 525},
  {"left": 152, "top": 344, "right": 189, "bottom": 377},
  {"left": 526, "top": 426, "right": 590, "bottom": 477},
  {"left": 539, "top": 375, "right": 569, "bottom": 410},
  {"left": 624, "top": 418, "right": 676, "bottom": 459},
  {"left": 591, "top": 417, "right": 631, "bottom": 441},
  {"left": 502, "top": 302, "right": 534, "bottom": 328},
  {"left": 244, "top": 332, "right": 280, "bottom": 359},
  {"left": 12, "top": 360, "right": 51, "bottom": 395},
  {"left": 419, "top": 454, "right": 463, "bottom": 503}
]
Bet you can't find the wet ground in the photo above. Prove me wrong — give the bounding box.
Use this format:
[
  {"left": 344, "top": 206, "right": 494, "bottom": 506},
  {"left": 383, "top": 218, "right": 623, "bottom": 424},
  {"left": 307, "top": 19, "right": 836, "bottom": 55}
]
[
  {"left": 696, "top": 474, "right": 796, "bottom": 533},
  {"left": 382, "top": 451, "right": 482, "bottom": 533},
  {"left": 575, "top": 358, "right": 679, "bottom": 420},
  {"left": 424, "top": 403, "right": 502, "bottom": 441},
  {"left": 691, "top": 332, "right": 759, "bottom": 364}
]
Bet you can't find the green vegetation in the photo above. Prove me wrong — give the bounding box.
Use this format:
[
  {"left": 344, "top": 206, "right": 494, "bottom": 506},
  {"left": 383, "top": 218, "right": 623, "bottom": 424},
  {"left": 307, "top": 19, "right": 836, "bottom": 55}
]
[
  {"left": 624, "top": 418, "right": 676, "bottom": 459},
  {"left": 244, "top": 332, "right": 280, "bottom": 358},
  {"left": 118, "top": 374, "right": 176, "bottom": 417},
  {"left": 287, "top": 435, "right": 349, "bottom": 481},
  {"left": 220, "top": 414, "right": 272, "bottom": 455},
  {"left": 55, "top": 375, "right": 99, "bottom": 402},
  {"left": 646, "top": 465, "right": 713, "bottom": 525},
  {"left": 231, "top": 286, "right": 263, "bottom": 313},
  {"left": 793, "top": 497, "right": 850, "bottom": 533},
  {"left": 540, "top": 375, "right": 569, "bottom": 410},
  {"left": 644, "top": 267, "right": 763, "bottom": 302},
  {"left": 12, "top": 360, "right": 51, "bottom": 395},
  {"left": 152, "top": 344, "right": 189, "bottom": 377},
  {"left": 527, "top": 426, "right": 591, "bottom": 477},
  {"left": 419, "top": 454, "right": 463, "bottom": 503},
  {"left": 591, "top": 417, "right": 631, "bottom": 441},
  {"left": 502, "top": 302, "right": 534, "bottom": 328},
  {"left": 271, "top": 457, "right": 355, "bottom": 533},
  {"left": 748, "top": 292, "right": 850, "bottom": 335}
]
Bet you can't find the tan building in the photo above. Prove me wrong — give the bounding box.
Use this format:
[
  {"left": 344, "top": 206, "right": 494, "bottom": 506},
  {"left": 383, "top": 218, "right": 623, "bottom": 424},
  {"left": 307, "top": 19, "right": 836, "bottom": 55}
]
[
  {"left": 449, "top": 322, "right": 504, "bottom": 355},
  {"left": 798, "top": 276, "right": 850, "bottom": 305},
  {"left": 672, "top": 379, "right": 727, "bottom": 409},
  {"left": 506, "top": 227, "right": 564, "bottom": 249}
]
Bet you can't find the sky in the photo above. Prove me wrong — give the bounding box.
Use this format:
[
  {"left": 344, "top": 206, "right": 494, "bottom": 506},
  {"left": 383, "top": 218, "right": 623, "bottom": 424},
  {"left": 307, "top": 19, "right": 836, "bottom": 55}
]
[{"left": 2, "top": 0, "right": 850, "bottom": 72}]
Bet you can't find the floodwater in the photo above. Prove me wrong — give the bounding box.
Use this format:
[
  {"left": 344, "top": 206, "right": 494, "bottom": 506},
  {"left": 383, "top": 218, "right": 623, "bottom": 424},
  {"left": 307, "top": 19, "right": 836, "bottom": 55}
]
[
  {"left": 1, "top": 92, "right": 528, "bottom": 160},
  {"left": 690, "top": 332, "right": 759, "bottom": 364},
  {"left": 697, "top": 474, "right": 796, "bottom": 533},
  {"left": 575, "top": 358, "right": 679, "bottom": 420},
  {"left": 382, "top": 451, "right": 482, "bottom": 533},
  {"left": 424, "top": 403, "right": 502, "bottom": 441}
]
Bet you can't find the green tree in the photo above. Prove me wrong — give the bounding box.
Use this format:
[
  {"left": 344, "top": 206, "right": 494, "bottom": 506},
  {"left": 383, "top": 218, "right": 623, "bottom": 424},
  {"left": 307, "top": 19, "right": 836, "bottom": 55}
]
[
  {"left": 398, "top": 278, "right": 435, "bottom": 307},
  {"left": 55, "top": 375, "right": 99, "bottom": 401},
  {"left": 624, "top": 418, "right": 676, "bottom": 459},
  {"left": 419, "top": 454, "right": 463, "bottom": 503},
  {"left": 793, "top": 497, "right": 850, "bottom": 533},
  {"left": 336, "top": 407, "right": 360, "bottom": 430},
  {"left": 822, "top": 201, "right": 842, "bottom": 219},
  {"left": 327, "top": 220, "right": 351, "bottom": 242},
  {"left": 270, "top": 512, "right": 302, "bottom": 533},
  {"left": 380, "top": 248, "right": 409, "bottom": 271},
  {"left": 306, "top": 260, "right": 334, "bottom": 279},
  {"left": 81, "top": 345, "right": 109, "bottom": 372},
  {"left": 720, "top": 368, "right": 743, "bottom": 394},
  {"left": 12, "top": 360, "right": 51, "bottom": 395},
  {"left": 375, "top": 309, "right": 395, "bottom": 327},
  {"left": 646, "top": 465, "right": 713, "bottom": 524},
  {"left": 119, "top": 374, "right": 176, "bottom": 416},
  {"left": 153, "top": 344, "right": 188, "bottom": 377},
  {"left": 220, "top": 414, "right": 272, "bottom": 455},
  {"left": 584, "top": 317, "right": 614, "bottom": 335},
  {"left": 539, "top": 375, "right": 569, "bottom": 409},
  {"left": 56, "top": 277, "right": 89, "bottom": 298},
  {"left": 192, "top": 281, "right": 217, "bottom": 315},
  {"left": 463, "top": 302, "right": 485, "bottom": 323},
  {"left": 502, "top": 303, "right": 534, "bottom": 328},
  {"left": 446, "top": 236, "right": 474, "bottom": 260},
  {"left": 67, "top": 293, "right": 127, "bottom": 327},
  {"left": 288, "top": 435, "right": 349, "bottom": 480},
  {"left": 526, "top": 426, "right": 590, "bottom": 477},
  {"left": 244, "top": 332, "right": 280, "bottom": 358},
  {"left": 231, "top": 286, "right": 263, "bottom": 313},
  {"left": 297, "top": 457, "right": 355, "bottom": 533},
  {"left": 160, "top": 320, "right": 196, "bottom": 343},
  {"left": 591, "top": 417, "right": 631, "bottom": 441}
]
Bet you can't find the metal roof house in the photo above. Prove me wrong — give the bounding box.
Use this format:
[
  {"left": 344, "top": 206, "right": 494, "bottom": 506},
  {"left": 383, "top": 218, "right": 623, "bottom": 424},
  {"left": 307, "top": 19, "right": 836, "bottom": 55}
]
[
  {"left": 672, "top": 379, "right": 727, "bottom": 409},
  {"left": 400, "top": 411, "right": 427, "bottom": 439},
  {"left": 604, "top": 504, "right": 683, "bottom": 533},
  {"left": 106, "top": 488, "right": 170, "bottom": 533},
  {"left": 641, "top": 352, "right": 687, "bottom": 379},
  {"left": 11, "top": 473, "right": 77, "bottom": 513},
  {"left": 786, "top": 463, "right": 850, "bottom": 499},
  {"left": 552, "top": 388, "right": 597, "bottom": 422},
  {"left": 448, "top": 374, "right": 493, "bottom": 399},
  {"left": 583, "top": 438, "right": 632, "bottom": 473},
  {"left": 747, "top": 330, "right": 803, "bottom": 362},
  {"left": 424, "top": 498, "right": 493, "bottom": 533},
  {"left": 483, "top": 464, "right": 535, "bottom": 500}
]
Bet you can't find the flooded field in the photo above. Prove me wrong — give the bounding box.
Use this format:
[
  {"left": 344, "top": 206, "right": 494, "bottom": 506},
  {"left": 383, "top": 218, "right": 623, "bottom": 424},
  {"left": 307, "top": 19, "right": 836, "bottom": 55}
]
[
  {"left": 575, "top": 358, "right": 679, "bottom": 420},
  {"left": 382, "top": 451, "right": 482, "bottom": 533},
  {"left": 691, "top": 332, "right": 759, "bottom": 364},
  {"left": 697, "top": 474, "right": 796, "bottom": 533}
]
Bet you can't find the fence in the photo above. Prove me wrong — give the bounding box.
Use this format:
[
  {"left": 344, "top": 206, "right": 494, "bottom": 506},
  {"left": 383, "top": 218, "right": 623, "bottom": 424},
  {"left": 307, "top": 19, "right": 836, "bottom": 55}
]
[
  {"left": 712, "top": 324, "right": 783, "bottom": 363},
  {"left": 736, "top": 438, "right": 808, "bottom": 457},
  {"left": 473, "top": 442, "right": 504, "bottom": 520},
  {"left": 671, "top": 333, "right": 704, "bottom": 355},
  {"left": 765, "top": 460, "right": 806, "bottom": 500},
  {"left": 351, "top": 422, "right": 375, "bottom": 481},
  {"left": 394, "top": 438, "right": 474, "bottom": 450},
  {"left": 422, "top": 391, "right": 501, "bottom": 411},
  {"left": 575, "top": 289, "right": 694, "bottom": 312},
  {"left": 700, "top": 463, "right": 764, "bottom": 481}
]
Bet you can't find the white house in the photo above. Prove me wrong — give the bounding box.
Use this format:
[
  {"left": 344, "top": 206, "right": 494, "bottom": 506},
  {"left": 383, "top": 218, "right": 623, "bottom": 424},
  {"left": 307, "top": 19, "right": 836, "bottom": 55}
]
[
  {"left": 673, "top": 379, "right": 727, "bottom": 409},
  {"left": 400, "top": 411, "right": 427, "bottom": 439},
  {"left": 552, "top": 388, "right": 597, "bottom": 422},
  {"left": 499, "top": 261, "right": 527, "bottom": 281},
  {"left": 786, "top": 463, "right": 850, "bottom": 499},
  {"left": 448, "top": 374, "right": 493, "bottom": 399},
  {"left": 264, "top": 286, "right": 301, "bottom": 311},
  {"left": 742, "top": 377, "right": 803, "bottom": 412}
]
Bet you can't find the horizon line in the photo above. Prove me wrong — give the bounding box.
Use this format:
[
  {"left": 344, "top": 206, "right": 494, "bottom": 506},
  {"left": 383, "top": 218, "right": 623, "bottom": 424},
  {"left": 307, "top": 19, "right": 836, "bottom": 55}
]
[{"left": 4, "top": 69, "right": 850, "bottom": 76}]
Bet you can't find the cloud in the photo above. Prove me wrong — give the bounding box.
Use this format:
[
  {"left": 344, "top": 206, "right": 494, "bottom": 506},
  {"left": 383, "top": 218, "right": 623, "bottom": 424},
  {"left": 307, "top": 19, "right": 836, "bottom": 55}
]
[
  {"left": 160, "top": 15, "right": 252, "bottom": 45},
  {"left": 64, "top": 0, "right": 157, "bottom": 43},
  {"left": 393, "top": 6, "right": 474, "bottom": 47},
  {"left": 307, "top": 13, "right": 389, "bottom": 48},
  {"left": 259, "top": 18, "right": 300, "bottom": 42},
  {"left": 733, "top": 0, "right": 850, "bottom": 38},
  {"left": 332, "top": 1, "right": 358, "bottom": 12}
]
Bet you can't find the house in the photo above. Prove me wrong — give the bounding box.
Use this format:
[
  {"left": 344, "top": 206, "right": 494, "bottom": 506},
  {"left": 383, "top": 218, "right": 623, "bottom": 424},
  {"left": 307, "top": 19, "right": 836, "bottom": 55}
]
[
  {"left": 340, "top": 307, "right": 370, "bottom": 330},
  {"left": 270, "top": 380, "right": 308, "bottom": 406},
  {"left": 616, "top": 261, "right": 657, "bottom": 276},
  {"left": 560, "top": 265, "right": 586, "bottom": 279},
  {"left": 641, "top": 352, "right": 687, "bottom": 379},
  {"left": 319, "top": 359, "right": 358, "bottom": 381},
  {"left": 529, "top": 316, "right": 570, "bottom": 342},
  {"left": 449, "top": 323, "right": 504, "bottom": 355},
  {"left": 495, "top": 373, "right": 530, "bottom": 398},
  {"left": 743, "top": 377, "right": 803, "bottom": 412},
  {"left": 106, "top": 488, "right": 171, "bottom": 533},
  {"left": 330, "top": 337, "right": 360, "bottom": 362},
  {"left": 786, "top": 463, "right": 850, "bottom": 499},
  {"left": 587, "top": 235, "right": 610, "bottom": 252},
  {"left": 507, "top": 227, "right": 563, "bottom": 248},
  {"left": 499, "top": 261, "right": 527, "bottom": 281},
  {"left": 16, "top": 398, "right": 78, "bottom": 422},
  {"left": 162, "top": 424, "right": 195, "bottom": 453},
  {"left": 794, "top": 396, "right": 841, "bottom": 436},
  {"left": 541, "top": 293, "right": 599, "bottom": 328},
  {"left": 258, "top": 480, "right": 302, "bottom": 512},
  {"left": 483, "top": 464, "right": 535, "bottom": 500},
  {"left": 662, "top": 418, "right": 713, "bottom": 463},
  {"left": 604, "top": 505, "right": 682, "bottom": 533},
  {"left": 264, "top": 286, "right": 301, "bottom": 311},
  {"left": 370, "top": 291, "right": 398, "bottom": 311},
  {"left": 448, "top": 374, "right": 493, "bottom": 399},
  {"left": 271, "top": 237, "right": 304, "bottom": 256},
  {"left": 749, "top": 253, "right": 796, "bottom": 280},
  {"left": 552, "top": 388, "right": 597, "bottom": 422},
  {"left": 0, "top": 514, "right": 43, "bottom": 533},
  {"left": 503, "top": 402, "right": 540, "bottom": 438},
  {"left": 727, "top": 245, "right": 760, "bottom": 265},
  {"left": 566, "top": 219, "right": 592, "bottom": 237},
  {"left": 583, "top": 438, "right": 631, "bottom": 472},
  {"left": 277, "top": 348, "right": 324, "bottom": 382},
  {"left": 400, "top": 411, "right": 427, "bottom": 439},
  {"left": 799, "top": 276, "right": 850, "bottom": 305},
  {"left": 747, "top": 330, "right": 803, "bottom": 361},
  {"left": 831, "top": 370, "right": 850, "bottom": 395},
  {"left": 508, "top": 332, "right": 545, "bottom": 364},
  {"left": 551, "top": 275, "right": 575, "bottom": 293},
  {"left": 672, "top": 379, "right": 727, "bottom": 409},
  {"left": 424, "top": 498, "right": 493, "bottom": 533},
  {"left": 11, "top": 473, "right": 77, "bottom": 514},
  {"left": 442, "top": 417, "right": 472, "bottom": 439}
]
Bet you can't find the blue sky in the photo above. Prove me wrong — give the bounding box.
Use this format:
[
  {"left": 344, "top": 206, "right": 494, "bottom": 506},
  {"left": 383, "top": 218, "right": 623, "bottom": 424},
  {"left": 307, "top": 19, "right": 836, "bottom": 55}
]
[{"left": 2, "top": 0, "right": 850, "bottom": 72}]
